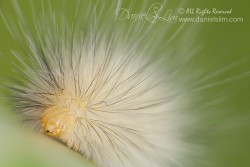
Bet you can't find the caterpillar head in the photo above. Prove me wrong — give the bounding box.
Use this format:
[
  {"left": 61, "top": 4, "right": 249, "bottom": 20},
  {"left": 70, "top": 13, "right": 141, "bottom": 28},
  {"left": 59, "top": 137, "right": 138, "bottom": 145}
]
[{"left": 41, "top": 106, "right": 76, "bottom": 140}]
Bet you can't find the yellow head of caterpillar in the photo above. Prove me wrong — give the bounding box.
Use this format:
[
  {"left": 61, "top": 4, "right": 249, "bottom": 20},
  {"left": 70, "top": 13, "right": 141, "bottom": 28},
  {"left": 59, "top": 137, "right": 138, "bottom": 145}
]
[
  {"left": 41, "top": 106, "right": 76, "bottom": 140},
  {"left": 40, "top": 89, "right": 88, "bottom": 142}
]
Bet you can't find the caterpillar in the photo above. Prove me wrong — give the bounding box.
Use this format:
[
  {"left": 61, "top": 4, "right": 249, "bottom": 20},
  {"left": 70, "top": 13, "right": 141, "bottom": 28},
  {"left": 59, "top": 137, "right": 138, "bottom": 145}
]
[{"left": 1, "top": 0, "right": 249, "bottom": 167}]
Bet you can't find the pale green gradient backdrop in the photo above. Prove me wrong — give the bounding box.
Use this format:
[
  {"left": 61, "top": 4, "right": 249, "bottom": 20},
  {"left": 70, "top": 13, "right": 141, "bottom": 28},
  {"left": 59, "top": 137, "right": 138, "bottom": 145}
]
[{"left": 0, "top": 0, "right": 249, "bottom": 167}]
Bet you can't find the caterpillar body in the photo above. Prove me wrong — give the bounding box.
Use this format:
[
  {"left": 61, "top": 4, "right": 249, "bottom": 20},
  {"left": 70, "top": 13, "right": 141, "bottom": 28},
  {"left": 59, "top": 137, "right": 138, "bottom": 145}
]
[{"left": 1, "top": 0, "right": 196, "bottom": 167}]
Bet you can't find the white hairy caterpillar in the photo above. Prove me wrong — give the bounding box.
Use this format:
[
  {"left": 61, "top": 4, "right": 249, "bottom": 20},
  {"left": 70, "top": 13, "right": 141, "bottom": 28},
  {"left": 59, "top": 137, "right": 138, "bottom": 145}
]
[
  {"left": 1, "top": 1, "right": 192, "bottom": 166},
  {"left": 1, "top": 0, "right": 249, "bottom": 167}
]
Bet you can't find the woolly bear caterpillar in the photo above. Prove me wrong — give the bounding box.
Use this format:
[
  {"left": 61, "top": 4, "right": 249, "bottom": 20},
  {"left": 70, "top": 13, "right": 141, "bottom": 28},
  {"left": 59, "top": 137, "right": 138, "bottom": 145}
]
[{"left": 2, "top": 0, "right": 249, "bottom": 167}]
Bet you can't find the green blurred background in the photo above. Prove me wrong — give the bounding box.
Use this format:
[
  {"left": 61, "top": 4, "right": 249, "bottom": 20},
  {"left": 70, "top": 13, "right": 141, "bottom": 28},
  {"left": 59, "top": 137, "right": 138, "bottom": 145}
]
[{"left": 0, "top": 0, "right": 249, "bottom": 167}]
